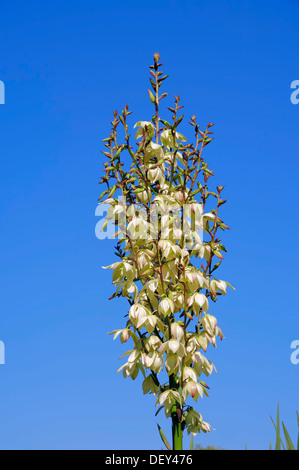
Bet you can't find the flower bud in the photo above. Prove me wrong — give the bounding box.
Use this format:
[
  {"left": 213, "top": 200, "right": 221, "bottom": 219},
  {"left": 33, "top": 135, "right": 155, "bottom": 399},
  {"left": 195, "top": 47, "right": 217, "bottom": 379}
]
[
  {"left": 173, "top": 292, "right": 184, "bottom": 311},
  {"left": 121, "top": 329, "right": 130, "bottom": 343},
  {"left": 129, "top": 303, "right": 148, "bottom": 327},
  {"left": 171, "top": 322, "right": 184, "bottom": 342},
  {"left": 158, "top": 297, "right": 175, "bottom": 317},
  {"left": 201, "top": 314, "right": 217, "bottom": 336},
  {"left": 148, "top": 168, "right": 161, "bottom": 183},
  {"left": 136, "top": 190, "right": 150, "bottom": 204},
  {"left": 174, "top": 191, "right": 185, "bottom": 203}
]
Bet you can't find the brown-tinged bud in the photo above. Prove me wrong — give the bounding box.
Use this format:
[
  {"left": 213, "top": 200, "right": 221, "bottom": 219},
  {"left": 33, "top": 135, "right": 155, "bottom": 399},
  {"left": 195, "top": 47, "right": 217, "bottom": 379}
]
[
  {"left": 159, "top": 93, "right": 168, "bottom": 101},
  {"left": 121, "top": 329, "right": 130, "bottom": 343},
  {"left": 218, "top": 199, "right": 227, "bottom": 207},
  {"left": 200, "top": 380, "right": 210, "bottom": 389},
  {"left": 176, "top": 408, "right": 182, "bottom": 423},
  {"left": 154, "top": 52, "right": 160, "bottom": 63}
]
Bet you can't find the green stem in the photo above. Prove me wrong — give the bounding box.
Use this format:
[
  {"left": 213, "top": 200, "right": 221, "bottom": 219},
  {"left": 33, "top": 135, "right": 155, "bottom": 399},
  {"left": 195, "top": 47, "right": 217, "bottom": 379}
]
[
  {"left": 172, "top": 414, "right": 183, "bottom": 450},
  {"left": 169, "top": 375, "right": 183, "bottom": 450}
]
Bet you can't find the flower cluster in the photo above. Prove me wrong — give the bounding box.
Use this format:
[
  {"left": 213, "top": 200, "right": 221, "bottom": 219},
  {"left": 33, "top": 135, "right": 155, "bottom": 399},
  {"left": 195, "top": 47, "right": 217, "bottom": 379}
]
[{"left": 99, "top": 53, "right": 234, "bottom": 440}]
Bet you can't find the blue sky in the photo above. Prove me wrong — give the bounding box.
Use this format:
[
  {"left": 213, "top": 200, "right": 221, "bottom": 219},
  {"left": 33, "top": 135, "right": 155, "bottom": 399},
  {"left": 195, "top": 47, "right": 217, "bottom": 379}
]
[{"left": 0, "top": 0, "right": 298, "bottom": 450}]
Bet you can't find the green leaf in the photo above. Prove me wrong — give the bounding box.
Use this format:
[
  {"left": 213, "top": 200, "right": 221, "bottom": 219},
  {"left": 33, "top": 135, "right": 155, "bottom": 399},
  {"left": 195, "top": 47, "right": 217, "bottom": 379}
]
[
  {"left": 270, "top": 416, "right": 285, "bottom": 450},
  {"left": 275, "top": 402, "right": 281, "bottom": 450},
  {"left": 270, "top": 417, "right": 282, "bottom": 450},
  {"left": 210, "top": 261, "right": 222, "bottom": 274},
  {"left": 158, "top": 75, "right": 169, "bottom": 83},
  {"left": 108, "top": 185, "right": 117, "bottom": 198},
  {"left": 101, "top": 220, "right": 109, "bottom": 232},
  {"left": 217, "top": 243, "right": 227, "bottom": 252},
  {"left": 190, "top": 188, "right": 201, "bottom": 196},
  {"left": 282, "top": 421, "right": 295, "bottom": 450},
  {"left": 174, "top": 115, "right": 184, "bottom": 128},
  {"left": 98, "top": 189, "right": 108, "bottom": 201},
  {"left": 160, "top": 119, "right": 172, "bottom": 129},
  {"left": 225, "top": 281, "right": 236, "bottom": 291},
  {"left": 149, "top": 78, "right": 156, "bottom": 90},
  {"left": 157, "top": 424, "right": 172, "bottom": 451},
  {"left": 177, "top": 174, "right": 184, "bottom": 186}
]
